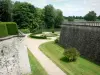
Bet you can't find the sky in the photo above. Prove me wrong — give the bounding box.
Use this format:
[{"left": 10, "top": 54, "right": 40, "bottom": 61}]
[{"left": 12, "top": 0, "right": 100, "bottom": 16}]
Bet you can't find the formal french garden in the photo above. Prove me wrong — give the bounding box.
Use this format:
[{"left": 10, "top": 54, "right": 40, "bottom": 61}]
[{"left": 0, "top": 0, "right": 100, "bottom": 75}]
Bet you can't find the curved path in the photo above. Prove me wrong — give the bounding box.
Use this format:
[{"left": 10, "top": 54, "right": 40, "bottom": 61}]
[{"left": 24, "top": 35, "right": 66, "bottom": 75}]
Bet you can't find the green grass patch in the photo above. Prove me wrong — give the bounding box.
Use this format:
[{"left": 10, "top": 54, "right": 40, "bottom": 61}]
[
  {"left": 28, "top": 50, "right": 48, "bottom": 75},
  {"left": 39, "top": 41, "right": 100, "bottom": 75}
]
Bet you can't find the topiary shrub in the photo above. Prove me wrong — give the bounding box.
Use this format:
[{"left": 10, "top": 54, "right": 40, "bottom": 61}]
[
  {"left": 0, "top": 23, "right": 8, "bottom": 37},
  {"left": 63, "top": 48, "right": 80, "bottom": 61},
  {"left": 6, "top": 22, "right": 18, "bottom": 35},
  {"left": 55, "top": 37, "right": 59, "bottom": 43},
  {"left": 29, "top": 34, "right": 47, "bottom": 39}
]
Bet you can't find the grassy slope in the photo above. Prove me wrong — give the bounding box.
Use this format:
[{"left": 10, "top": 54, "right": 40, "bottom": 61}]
[
  {"left": 28, "top": 50, "right": 48, "bottom": 75},
  {"left": 39, "top": 41, "right": 100, "bottom": 75}
]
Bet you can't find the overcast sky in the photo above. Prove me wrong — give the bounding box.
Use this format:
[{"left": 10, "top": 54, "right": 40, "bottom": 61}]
[{"left": 12, "top": 0, "right": 100, "bottom": 16}]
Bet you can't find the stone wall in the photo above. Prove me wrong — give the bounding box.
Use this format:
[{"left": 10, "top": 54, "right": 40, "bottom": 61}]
[
  {"left": 0, "top": 36, "right": 31, "bottom": 75},
  {"left": 59, "top": 25, "right": 100, "bottom": 62}
]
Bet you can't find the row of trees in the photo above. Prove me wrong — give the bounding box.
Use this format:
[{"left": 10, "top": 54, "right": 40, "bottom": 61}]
[
  {"left": 65, "top": 11, "right": 100, "bottom": 21},
  {"left": 0, "top": 0, "right": 64, "bottom": 32}
]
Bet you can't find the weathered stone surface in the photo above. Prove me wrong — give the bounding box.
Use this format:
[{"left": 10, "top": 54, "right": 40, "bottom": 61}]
[
  {"left": 60, "top": 25, "right": 100, "bottom": 62},
  {"left": 0, "top": 36, "right": 31, "bottom": 75}
]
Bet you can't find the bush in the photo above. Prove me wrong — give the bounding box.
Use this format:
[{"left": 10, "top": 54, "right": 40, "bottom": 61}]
[
  {"left": 63, "top": 48, "right": 80, "bottom": 61},
  {"left": 20, "top": 29, "right": 30, "bottom": 34},
  {"left": 0, "top": 23, "right": 8, "bottom": 37},
  {"left": 68, "top": 16, "right": 74, "bottom": 22},
  {"left": 55, "top": 38, "right": 59, "bottom": 43},
  {"left": 6, "top": 22, "right": 18, "bottom": 35},
  {"left": 29, "top": 34, "right": 47, "bottom": 39}
]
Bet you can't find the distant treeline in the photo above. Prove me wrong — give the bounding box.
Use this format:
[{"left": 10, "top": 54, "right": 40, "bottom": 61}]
[{"left": 64, "top": 11, "right": 100, "bottom": 21}]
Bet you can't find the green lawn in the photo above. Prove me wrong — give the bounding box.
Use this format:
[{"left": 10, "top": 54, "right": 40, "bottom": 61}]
[
  {"left": 39, "top": 41, "right": 100, "bottom": 75},
  {"left": 28, "top": 50, "right": 48, "bottom": 75}
]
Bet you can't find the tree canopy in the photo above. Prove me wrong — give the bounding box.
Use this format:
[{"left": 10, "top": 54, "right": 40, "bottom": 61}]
[
  {"left": 0, "top": 1, "right": 64, "bottom": 32},
  {"left": 0, "top": 0, "right": 12, "bottom": 21},
  {"left": 84, "top": 11, "right": 97, "bottom": 21}
]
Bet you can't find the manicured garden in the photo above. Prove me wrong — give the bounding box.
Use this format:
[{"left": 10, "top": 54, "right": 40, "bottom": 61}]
[
  {"left": 28, "top": 50, "right": 48, "bottom": 75},
  {"left": 39, "top": 41, "right": 100, "bottom": 75}
]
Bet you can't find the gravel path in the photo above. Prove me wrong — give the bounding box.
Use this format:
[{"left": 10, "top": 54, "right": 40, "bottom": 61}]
[{"left": 24, "top": 35, "right": 66, "bottom": 75}]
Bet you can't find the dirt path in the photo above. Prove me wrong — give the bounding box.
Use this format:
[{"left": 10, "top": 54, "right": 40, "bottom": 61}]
[{"left": 24, "top": 35, "right": 66, "bottom": 75}]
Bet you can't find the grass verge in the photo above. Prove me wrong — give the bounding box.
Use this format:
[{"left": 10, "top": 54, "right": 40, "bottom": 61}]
[
  {"left": 28, "top": 50, "right": 48, "bottom": 75},
  {"left": 39, "top": 41, "right": 100, "bottom": 75}
]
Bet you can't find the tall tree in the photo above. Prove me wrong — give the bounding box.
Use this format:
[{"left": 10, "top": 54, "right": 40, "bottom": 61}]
[
  {"left": 84, "top": 11, "right": 96, "bottom": 21},
  {"left": 44, "top": 4, "right": 55, "bottom": 28},
  {"left": 0, "top": 0, "right": 12, "bottom": 21},
  {"left": 12, "top": 2, "right": 36, "bottom": 28},
  {"left": 55, "top": 9, "right": 64, "bottom": 28}
]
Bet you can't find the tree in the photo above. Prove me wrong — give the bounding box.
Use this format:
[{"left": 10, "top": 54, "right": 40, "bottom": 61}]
[
  {"left": 84, "top": 11, "right": 97, "bottom": 21},
  {"left": 55, "top": 9, "right": 64, "bottom": 28},
  {"left": 0, "top": 0, "right": 12, "bottom": 21},
  {"left": 68, "top": 16, "right": 74, "bottom": 22},
  {"left": 44, "top": 4, "right": 55, "bottom": 29},
  {"left": 97, "top": 15, "right": 100, "bottom": 20},
  {"left": 12, "top": 2, "right": 36, "bottom": 29}
]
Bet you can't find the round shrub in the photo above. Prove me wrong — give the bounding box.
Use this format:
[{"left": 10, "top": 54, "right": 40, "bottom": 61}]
[
  {"left": 63, "top": 48, "right": 80, "bottom": 61},
  {"left": 55, "top": 38, "right": 59, "bottom": 43}
]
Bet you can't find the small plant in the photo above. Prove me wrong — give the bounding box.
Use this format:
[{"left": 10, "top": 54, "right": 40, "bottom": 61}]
[
  {"left": 52, "top": 30, "right": 54, "bottom": 33},
  {"left": 41, "top": 34, "right": 47, "bottom": 39},
  {"left": 55, "top": 37, "right": 59, "bottom": 43},
  {"left": 63, "top": 48, "right": 80, "bottom": 61}
]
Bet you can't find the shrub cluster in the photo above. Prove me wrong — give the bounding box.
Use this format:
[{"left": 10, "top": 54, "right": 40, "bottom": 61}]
[
  {"left": 63, "top": 48, "right": 80, "bottom": 61},
  {"left": 0, "top": 22, "right": 18, "bottom": 37},
  {"left": 55, "top": 37, "right": 59, "bottom": 43},
  {"left": 29, "top": 34, "right": 47, "bottom": 39}
]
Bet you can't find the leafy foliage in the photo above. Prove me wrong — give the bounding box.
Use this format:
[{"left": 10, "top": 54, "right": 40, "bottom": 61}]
[
  {"left": 12, "top": 2, "right": 36, "bottom": 29},
  {"left": 55, "top": 9, "right": 64, "bottom": 28},
  {"left": 84, "top": 11, "right": 97, "bottom": 21},
  {"left": 0, "top": 0, "right": 12, "bottom": 21},
  {"left": 68, "top": 16, "right": 74, "bottom": 22},
  {"left": 44, "top": 4, "right": 55, "bottom": 28},
  {"left": 55, "top": 37, "right": 59, "bottom": 43},
  {"left": 63, "top": 48, "right": 80, "bottom": 61}
]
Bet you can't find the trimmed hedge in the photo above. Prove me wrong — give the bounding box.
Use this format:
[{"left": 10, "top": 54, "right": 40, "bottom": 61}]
[
  {"left": 0, "top": 22, "right": 18, "bottom": 37},
  {"left": 6, "top": 22, "right": 18, "bottom": 35},
  {"left": 0, "top": 23, "right": 8, "bottom": 37},
  {"left": 29, "top": 34, "right": 47, "bottom": 39}
]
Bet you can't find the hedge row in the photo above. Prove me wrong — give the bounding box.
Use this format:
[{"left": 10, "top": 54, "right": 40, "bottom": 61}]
[
  {"left": 0, "top": 22, "right": 18, "bottom": 37},
  {"left": 0, "top": 23, "right": 8, "bottom": 37},
  {"left": 29, "top": 34, "right": 47, "bottom": 39}
]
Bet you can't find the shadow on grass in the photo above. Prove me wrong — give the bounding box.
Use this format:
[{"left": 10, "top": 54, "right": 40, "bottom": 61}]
[
  {"left": 80, "top": 56, "right": 100, "bottom": 66},
  {"left": 60, "top": 57, "right": 76, "bottom": 63}
]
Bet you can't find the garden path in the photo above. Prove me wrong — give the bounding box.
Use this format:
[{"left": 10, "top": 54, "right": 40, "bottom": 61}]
[{"left": 24, "top": 34, "right": 66, "bottom": 75}]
